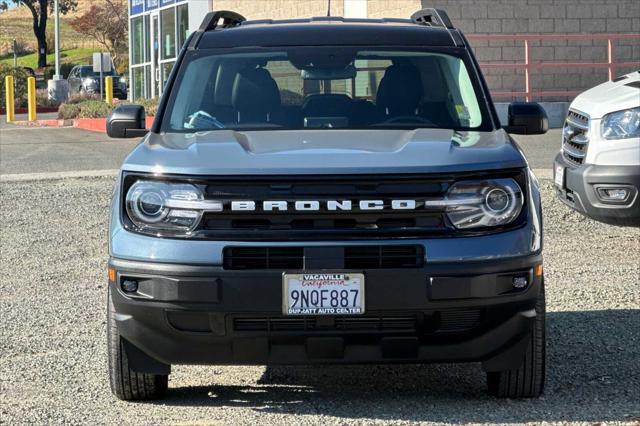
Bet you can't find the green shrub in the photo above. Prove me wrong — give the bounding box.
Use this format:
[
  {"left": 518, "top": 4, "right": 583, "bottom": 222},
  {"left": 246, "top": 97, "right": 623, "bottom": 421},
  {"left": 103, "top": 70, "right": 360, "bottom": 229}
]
[
  {"left": 132, "top": 97, "right": 160, "bottom": 116},
  {"left": 66, "top": 91, "right": 101, "bottom": 104},
  {"left": 0, "top": 63, "right": 31, "bottom": 108},
  {"left": 58, "top": 103, "right": 81, "bottom": 119},
  {"left": 56, "top": 97, "right": 160, "bottom": 120},
  {"left": 77, "top": 100, "right": 112, "bottom": 118},
  {"left": 43, "top": 67, "right": 55, "bottom": 81}
]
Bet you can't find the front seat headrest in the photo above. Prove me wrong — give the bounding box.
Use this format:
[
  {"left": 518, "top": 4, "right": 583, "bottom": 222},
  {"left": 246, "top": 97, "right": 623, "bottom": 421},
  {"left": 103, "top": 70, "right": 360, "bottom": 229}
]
[
  {"left": 232, "top": 67, "right": 281, "bottom": 121},
  {"left": 376, "top": 63, "right": 423, "bottom": 116}
]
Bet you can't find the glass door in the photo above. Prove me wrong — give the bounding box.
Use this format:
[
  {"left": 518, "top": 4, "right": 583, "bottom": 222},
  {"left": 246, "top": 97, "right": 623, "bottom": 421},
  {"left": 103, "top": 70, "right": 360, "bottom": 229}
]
[{"left": 150, "top": 11, "right": 161, "bottom": 98}]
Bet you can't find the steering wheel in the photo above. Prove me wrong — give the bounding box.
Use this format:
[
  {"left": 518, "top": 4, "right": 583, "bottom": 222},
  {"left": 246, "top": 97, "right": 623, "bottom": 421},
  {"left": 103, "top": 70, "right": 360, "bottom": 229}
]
[{"left": 381, "top": 115, "right": 435, "bottom": 126}]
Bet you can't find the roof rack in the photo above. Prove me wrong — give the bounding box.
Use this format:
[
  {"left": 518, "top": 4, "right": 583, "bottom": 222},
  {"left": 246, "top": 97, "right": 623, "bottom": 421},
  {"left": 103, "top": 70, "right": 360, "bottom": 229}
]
[
  {"left": 199, "top": 10, "right": 246, "bottom": 31},
  {"left": 410, "top": 8, "right": 454, "bottom": 29}
]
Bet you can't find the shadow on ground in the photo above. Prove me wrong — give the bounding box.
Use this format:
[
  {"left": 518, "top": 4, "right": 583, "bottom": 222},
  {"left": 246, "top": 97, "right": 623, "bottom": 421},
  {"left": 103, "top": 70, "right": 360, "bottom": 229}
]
[{"left": 151, "top": 310, "right": 639, "bottom": 423}]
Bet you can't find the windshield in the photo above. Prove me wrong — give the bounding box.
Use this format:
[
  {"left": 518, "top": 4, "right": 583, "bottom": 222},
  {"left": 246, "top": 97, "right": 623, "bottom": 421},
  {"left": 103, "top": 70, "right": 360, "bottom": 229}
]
[
  {"left": 80, "top": 66, "right": 118, "bottom": 77},
  {"left": 163, "top": 47, "right": 490, "bottom": 132}
]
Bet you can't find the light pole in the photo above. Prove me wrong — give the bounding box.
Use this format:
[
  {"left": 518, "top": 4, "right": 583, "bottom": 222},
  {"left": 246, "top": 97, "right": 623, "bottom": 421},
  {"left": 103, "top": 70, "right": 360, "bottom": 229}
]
[
  {"left": 54, "top": 0, "right": 61, "bottom": 79},
  {"left": 48, "top": 0, "right": 69, "bottom": 102}
]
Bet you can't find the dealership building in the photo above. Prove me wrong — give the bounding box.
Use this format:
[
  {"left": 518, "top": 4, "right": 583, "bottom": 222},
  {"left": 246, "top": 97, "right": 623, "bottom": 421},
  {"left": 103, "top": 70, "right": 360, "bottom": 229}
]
[{"left": 128, "top": 0, "right": 639, "bottom": 102}]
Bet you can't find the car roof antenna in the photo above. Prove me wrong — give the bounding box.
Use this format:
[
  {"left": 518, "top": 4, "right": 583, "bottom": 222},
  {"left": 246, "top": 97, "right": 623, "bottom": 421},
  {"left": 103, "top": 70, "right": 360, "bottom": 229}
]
[{"left": 327, "top": 0, "right": 331, "bottom": 16}]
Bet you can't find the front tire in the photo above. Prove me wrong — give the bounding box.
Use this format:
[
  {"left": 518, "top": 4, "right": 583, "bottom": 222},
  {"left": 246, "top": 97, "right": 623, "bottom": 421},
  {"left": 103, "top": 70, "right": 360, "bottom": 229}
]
[
  {"left": 107, "top": 287, "right": 168, "bottom": 401},
  {"left": 486, "top": 279, "right": 546, "bottom": 398}
]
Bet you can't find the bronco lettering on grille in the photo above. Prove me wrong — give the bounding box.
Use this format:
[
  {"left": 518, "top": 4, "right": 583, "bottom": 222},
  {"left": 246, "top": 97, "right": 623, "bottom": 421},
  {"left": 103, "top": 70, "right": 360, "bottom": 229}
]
[{"left": 229, "top": 200, "right": 420, "bottom": 212}]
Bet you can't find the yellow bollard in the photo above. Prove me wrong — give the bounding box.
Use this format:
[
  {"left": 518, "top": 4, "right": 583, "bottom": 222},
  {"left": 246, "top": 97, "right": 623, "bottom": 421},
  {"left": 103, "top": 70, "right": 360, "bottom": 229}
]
[
  {"left": 27, "top": 76, "right": 36, "bottom": 122},
  {"left": 5, "top": 75, "right": 15, "bottom": 123},
  {"left": 105, "top": 76, "right": 113, "bottom": 104}
]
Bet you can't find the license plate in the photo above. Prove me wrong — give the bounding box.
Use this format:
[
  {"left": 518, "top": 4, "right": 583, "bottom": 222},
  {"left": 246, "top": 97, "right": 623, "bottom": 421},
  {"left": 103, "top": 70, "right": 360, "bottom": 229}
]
[
  {"left": 554, "top": 165, "right": 565, "bottom": 188},
  {"left": 282, "top": 273, "right": 365, "bottom": 315}
]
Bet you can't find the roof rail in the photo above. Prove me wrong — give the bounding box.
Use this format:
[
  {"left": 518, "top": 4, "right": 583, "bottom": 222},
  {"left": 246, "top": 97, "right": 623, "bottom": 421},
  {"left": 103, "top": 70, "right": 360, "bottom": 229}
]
[
  {"left": 410, "top": 8, "right": 454, "bottom": 29},
  {"left": 199, "top": 10, "right": 246, "bottom": 31}
]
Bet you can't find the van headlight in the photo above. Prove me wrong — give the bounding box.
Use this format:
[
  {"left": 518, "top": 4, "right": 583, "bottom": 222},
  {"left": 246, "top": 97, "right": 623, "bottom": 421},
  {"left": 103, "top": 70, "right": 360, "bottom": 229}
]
[
  {"left": 125, "top": 181, "right": 221, "bottom": 234},
  {"left": 444, "top": 178, "right": 524, "bottom": 229},
  {"left": 601, "top": 107, "right": 640, "bottom": 140}
]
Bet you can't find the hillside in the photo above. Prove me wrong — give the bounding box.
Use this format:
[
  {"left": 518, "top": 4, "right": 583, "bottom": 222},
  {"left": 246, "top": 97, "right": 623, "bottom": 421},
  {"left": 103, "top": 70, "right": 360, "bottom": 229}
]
[{"left": 0, "top": 0, "right": 98, "bottom": 54}]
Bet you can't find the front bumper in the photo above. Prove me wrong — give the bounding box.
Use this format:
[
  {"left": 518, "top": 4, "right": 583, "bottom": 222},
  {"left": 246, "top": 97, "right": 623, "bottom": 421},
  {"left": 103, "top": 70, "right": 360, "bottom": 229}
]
[
  {"left": 109, "top": 253, "right": 543, "bottom": 373},
  {"left": 554, "top": 153, "right": 640, "bottom": 226}
]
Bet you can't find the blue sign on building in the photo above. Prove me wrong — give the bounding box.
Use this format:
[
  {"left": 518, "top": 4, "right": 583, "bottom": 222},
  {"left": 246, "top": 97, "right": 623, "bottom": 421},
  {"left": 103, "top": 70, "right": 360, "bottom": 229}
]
[
  {"left": 145, "top": 0, "right": 159, "bottom": 11},
  {"left": 130, "top": 0, "right": 144, "bottom": 15}
]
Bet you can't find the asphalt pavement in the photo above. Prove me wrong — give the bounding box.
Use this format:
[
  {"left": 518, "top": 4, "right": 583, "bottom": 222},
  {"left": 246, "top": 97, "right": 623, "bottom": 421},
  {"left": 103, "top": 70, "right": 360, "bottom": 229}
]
[
  {"left": 0, "top": 119, "right": 561, "bottom": 176},
  {"left": 0, "top": 114, "right": 138, "bottom": 175},
  {"left": 1, "top": 124, "right": 638, "bottom": 425}
]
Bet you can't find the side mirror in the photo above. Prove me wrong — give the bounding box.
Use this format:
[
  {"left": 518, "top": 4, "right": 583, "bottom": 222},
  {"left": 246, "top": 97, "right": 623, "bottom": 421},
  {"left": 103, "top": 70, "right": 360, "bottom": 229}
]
[
  {"left": 504, "top": 102, "right": 548, "bottom": 135},
  {"left": 106, "top": 104, "right": 148, "bottom": 138}
]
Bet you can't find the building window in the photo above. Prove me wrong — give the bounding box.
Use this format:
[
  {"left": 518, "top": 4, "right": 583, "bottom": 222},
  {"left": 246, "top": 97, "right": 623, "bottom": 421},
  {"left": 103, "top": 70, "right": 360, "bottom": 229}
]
[
  {"left": 160, "top": 7, "right": 176, "bottom": 60},
  {"left": 132, "top": 67, "right": 145, "bottom": 99},
  {"left": 162, "top": 61, "right": 175, "bottom": 88},
  {"left": 131, "top": 16, "right": 144, "bottom": 65},
  {"left": 177, "top": 4, "right": 189, "bottom": 50},
  {"left": 144, "top": 14, "right": 151, "bottom": 62},
  {"left": 144, "top": 65, "right": 152, "bottom": 98}
]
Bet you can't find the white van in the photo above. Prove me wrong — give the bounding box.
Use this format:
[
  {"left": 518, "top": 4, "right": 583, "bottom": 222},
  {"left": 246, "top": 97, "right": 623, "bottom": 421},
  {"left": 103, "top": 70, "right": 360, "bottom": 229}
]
[{"left": 554, "top": 71, "right": 640, "bottom": 226}]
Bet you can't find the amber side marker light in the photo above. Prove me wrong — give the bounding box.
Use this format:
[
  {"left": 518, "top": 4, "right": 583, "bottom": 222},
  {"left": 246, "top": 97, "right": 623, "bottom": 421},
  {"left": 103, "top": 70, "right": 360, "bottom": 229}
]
[
  {"left": 108, "top": 267, "right": 116, "bottom": 283},
  {"left": 535, "top": 264, "right": 543, "bottom": 277}
]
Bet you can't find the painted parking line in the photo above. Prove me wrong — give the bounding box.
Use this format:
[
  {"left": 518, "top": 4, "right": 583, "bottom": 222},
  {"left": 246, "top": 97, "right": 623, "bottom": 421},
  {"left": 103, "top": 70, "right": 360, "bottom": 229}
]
[
  {"left": 0, "top": 169, "right": 120, "bottom": 182},
  {"left": 0, "top": 126, "right": 73, "bottom": 131}
]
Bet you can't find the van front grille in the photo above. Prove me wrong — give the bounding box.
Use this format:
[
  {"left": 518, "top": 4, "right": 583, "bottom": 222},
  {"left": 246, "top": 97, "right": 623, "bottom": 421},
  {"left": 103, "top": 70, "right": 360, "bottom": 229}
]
[{"left": 562, "top": 110, "right": 590, "bottom": 166}]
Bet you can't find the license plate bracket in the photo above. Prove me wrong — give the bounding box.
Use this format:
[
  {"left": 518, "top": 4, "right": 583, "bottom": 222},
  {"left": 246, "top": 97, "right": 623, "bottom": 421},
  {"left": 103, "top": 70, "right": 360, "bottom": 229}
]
[{"left": 282, "top": 272, "right": 365, "bottom": 315}]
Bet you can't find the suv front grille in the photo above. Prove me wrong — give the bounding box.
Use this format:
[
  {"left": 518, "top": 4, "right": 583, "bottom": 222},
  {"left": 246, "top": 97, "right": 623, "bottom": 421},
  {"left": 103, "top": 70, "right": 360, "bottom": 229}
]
[
  {"left": 202, "top": 175, "right": 449, "bottom": 240},
  {"left": 223, "top": 245, "right": 425, "bottom": 270},
  {"left": 121, "top": 171, "right": 528, "bottom": 240},
  {"left": 562, "top": 110, "right": 590, "bottom": 166}
]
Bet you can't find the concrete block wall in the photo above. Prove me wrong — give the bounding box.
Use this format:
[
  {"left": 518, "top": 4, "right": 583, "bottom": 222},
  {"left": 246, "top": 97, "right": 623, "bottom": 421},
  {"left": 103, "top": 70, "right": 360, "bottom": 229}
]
[{"left": 419, "top": 0, "right": 640, "bottom": 101}]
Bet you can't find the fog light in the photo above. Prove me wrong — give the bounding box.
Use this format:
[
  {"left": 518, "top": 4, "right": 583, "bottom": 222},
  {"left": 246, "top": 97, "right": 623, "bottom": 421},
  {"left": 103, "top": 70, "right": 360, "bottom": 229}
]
[
  {"left": 512, "top": 276, "right": 528, "bottom": 289},
  {"left": 597, "top": 187, "right": 629, "bottom": 202},
  {"left": 121, "top": 279, "right": 138, "bottom": 293}
]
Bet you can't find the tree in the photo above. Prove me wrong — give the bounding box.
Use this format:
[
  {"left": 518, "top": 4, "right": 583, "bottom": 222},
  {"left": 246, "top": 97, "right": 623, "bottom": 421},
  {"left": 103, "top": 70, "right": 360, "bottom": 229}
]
[
  {"left": 0, "top": 0, "right": 77, "bottom": 68},
  {"left": 70, "top": 0, "right": 127, "bottom": 68}
]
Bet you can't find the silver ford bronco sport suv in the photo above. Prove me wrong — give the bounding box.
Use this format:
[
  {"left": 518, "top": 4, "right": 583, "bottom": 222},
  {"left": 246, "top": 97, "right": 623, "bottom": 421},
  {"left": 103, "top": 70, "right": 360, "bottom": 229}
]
[{"left": 106, "top": 9, "right": 549, "bottom": 400}]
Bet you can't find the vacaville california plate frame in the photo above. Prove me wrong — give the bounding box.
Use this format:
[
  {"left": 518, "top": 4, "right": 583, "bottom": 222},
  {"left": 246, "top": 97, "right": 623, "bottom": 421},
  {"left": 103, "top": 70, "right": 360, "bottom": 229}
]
[{"left": 282, "top": 272, "right": 366, "bottom": 315}]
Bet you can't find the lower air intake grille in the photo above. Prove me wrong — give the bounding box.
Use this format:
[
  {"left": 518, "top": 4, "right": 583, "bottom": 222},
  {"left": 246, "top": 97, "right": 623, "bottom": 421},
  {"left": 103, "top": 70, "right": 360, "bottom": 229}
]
[
  {"left": 437, "top": 309, "right": 483, "bottom": 332},
  {"left": 233, "top": 316, "right": 417, "bottom": 333},
  {"left": 223, "top": 245, "right": 424, "bottom": 270}
]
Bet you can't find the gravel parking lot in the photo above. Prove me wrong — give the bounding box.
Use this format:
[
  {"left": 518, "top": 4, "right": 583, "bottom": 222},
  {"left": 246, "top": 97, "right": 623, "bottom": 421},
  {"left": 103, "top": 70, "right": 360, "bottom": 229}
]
[{"left": 1, "top": 174, "right": 638, "bottom": 425}]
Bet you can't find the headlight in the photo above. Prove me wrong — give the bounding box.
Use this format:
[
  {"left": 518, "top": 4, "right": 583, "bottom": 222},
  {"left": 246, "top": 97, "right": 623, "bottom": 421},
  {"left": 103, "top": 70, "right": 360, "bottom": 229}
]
[
  {"left": 82, "top": 77, "right": 98, "bottom": 86},
  {"left": 601, "top": 107, "right": 640, "bottom": 140},
  {"left": 125, "top": 181, "right": 221, "bottom": 234},
  {"left": 119, "top": 77, "right": 127, "bottom": 84},
  {"left": 443, "top": 178, "right": 524, "bottom": 229}
]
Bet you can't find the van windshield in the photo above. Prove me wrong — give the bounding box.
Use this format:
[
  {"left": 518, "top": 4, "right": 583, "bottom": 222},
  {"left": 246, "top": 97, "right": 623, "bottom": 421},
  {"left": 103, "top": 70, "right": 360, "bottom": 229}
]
[{"left": 163, "top": 47, "right": 490, "bottom": 132}]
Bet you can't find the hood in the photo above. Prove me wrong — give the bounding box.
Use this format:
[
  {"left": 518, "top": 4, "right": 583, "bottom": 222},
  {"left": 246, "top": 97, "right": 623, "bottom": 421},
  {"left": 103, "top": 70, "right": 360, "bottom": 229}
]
[
  {"left": 570, "top": 71, "right": 640, "bottom": 119},
  {"left": 122, "top": 128, "right": 527, "bottom": 176}
]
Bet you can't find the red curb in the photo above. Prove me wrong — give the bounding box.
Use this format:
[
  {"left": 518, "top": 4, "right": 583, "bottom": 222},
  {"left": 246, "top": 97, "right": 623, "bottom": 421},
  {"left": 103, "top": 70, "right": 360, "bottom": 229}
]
[
  {"left": 73, "top": 118, "right": 107, "bottom": 133},
  {"left": 72, "top": 117, "right": 155, "bottom": 133},
  {"left": 10, "top": 116, "right": 156, "bottom": 134}
]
